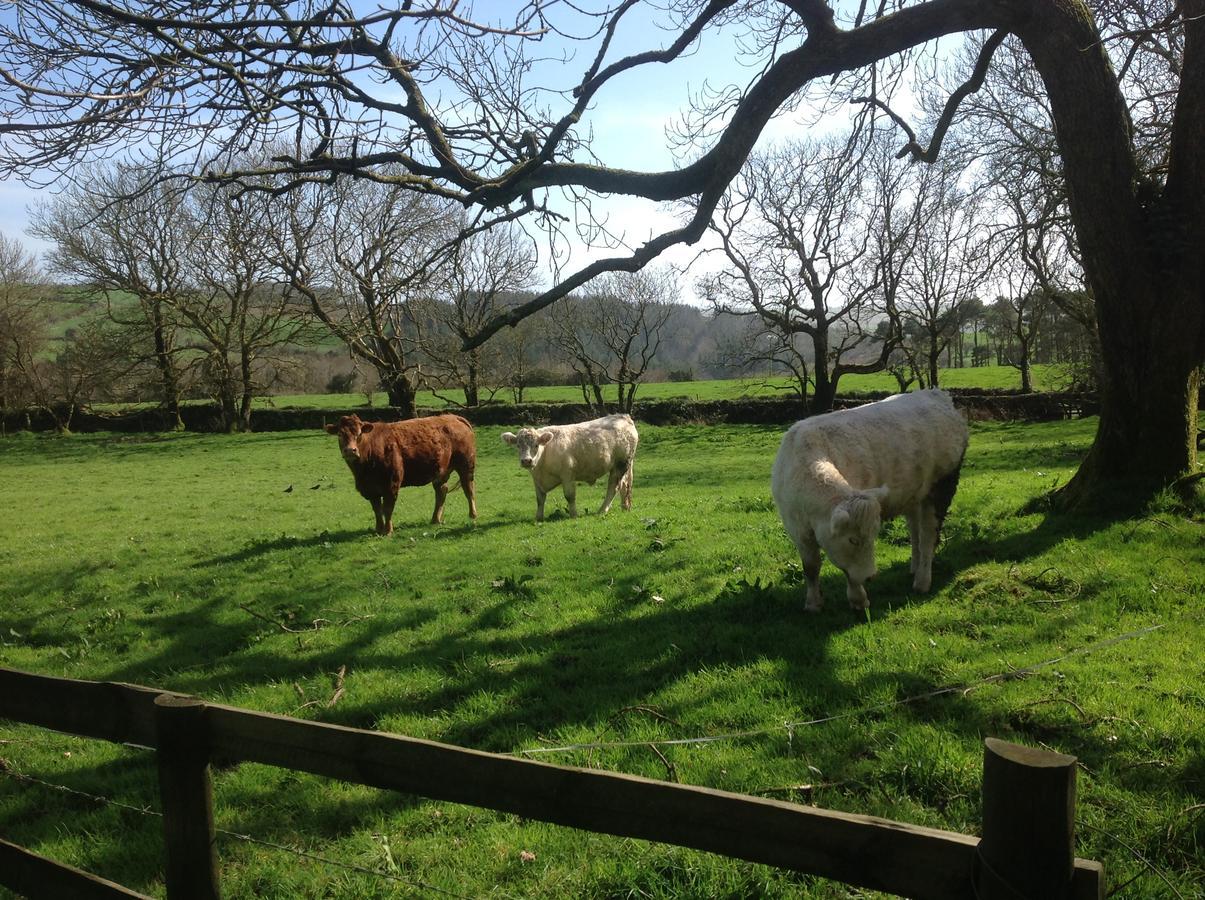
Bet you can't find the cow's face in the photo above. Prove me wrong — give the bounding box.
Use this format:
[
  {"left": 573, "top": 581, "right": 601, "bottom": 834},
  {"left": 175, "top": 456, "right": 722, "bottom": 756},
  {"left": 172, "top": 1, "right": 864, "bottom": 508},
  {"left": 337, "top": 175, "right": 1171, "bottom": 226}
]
[
  {"left": 501, "top": 428, "right": 553, "bottom": 469},
  {"left": 825, "top": 487, "right": 888, "bottom": 585},
  {"left": 324, "top": 415, "right": 374, "bottom": 463}
]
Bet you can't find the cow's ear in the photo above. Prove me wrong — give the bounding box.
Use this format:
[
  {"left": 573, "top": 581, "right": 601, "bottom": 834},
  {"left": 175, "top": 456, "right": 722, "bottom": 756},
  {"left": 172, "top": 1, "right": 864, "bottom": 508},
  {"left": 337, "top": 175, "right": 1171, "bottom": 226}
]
[
  {"left": 830, "top": 505, "right": 850, "bottom": 531},
  {"left": 537, "top": 431, "right": 554, "bottom": 445},
  {"left": 324, "top": 423, "right": 338, "bottom": 434},
  {"left": 867, "top": 485, "right": 890, "bottom": 505},
  {"left": 361, "top": 423, "right": 374, "bottom": 433},
  {"left": 501, "top": 432, "right": 517, "bottom": 445}
]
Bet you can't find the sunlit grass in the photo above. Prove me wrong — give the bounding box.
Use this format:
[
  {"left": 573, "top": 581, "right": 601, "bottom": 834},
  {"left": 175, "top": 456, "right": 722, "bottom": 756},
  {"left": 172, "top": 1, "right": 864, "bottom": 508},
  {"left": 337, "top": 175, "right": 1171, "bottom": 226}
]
[{"left": 0, "top": 417, "right": 1199, "bottom": 898}]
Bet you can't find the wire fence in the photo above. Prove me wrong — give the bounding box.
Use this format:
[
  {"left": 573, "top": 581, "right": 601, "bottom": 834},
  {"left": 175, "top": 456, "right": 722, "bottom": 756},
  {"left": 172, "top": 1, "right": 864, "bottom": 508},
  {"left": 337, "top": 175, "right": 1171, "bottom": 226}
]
[
  {"left": 0, "top": 619, "right": 1184, "bottom": 898},
  {"left": 0, "top": 769, "right": 482, "bottom": 900}
]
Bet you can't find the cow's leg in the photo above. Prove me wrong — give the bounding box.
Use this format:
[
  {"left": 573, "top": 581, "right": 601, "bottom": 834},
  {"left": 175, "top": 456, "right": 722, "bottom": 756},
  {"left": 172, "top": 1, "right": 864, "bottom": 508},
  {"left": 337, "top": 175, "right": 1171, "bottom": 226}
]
[
  {"left": 431, "top": 479, "right": 449, "bottom": 525},
  {"left": 460, "top": 467, "right": 478, "bottom": 519},
  {"left": 534, "top": 485, "right": 547, "bottom": 522},
  {"left": 563, "top": 481, "right": 578, "bottom": 518},
  {"left": 620, "top": 459, "right": 634, "bottom": 510},
  {"left": 912, "top": 500, "right": 938, "bottom": 592},
  {"left": 599, "top": 468, "right": 621, "bottom": 515},
  {"left": 794, "top": 530, "right": 824, "bottom": 612},
  {"left": 381, "top": 492, "right": 398, "bottom": 536},
  {"left": 906, "top": 507, "right": 921, "bottom": 575},
  {"left": 370, "top": 497, "right": 387, "bottom": 535}
]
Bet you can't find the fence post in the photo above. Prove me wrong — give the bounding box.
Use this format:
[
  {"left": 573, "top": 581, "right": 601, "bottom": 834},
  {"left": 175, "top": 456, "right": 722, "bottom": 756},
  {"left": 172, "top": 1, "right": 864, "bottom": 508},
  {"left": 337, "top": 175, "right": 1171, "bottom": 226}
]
[
  {"left": 154, "top": 694, "right": 220, "bottom": 900},
  {"left": 978, "top": 737, "right": 1094, "bottom": 899}
]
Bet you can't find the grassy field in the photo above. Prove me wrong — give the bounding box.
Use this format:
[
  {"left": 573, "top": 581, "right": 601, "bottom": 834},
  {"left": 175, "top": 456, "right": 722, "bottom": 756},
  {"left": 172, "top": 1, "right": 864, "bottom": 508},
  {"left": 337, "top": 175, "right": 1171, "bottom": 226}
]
[
  {"left": 265, "top": 364, "right": 1065, "bottom": 411},
  {"left": 0, "top": 418, "right": 1200, "bottom": 898}
]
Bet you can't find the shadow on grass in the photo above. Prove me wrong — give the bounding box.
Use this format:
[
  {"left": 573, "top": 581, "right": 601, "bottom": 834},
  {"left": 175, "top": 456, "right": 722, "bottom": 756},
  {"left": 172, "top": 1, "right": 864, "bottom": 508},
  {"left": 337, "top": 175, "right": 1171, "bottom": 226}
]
[{"left": 5, "top": 416, "right": 1185, "bottom": 890}]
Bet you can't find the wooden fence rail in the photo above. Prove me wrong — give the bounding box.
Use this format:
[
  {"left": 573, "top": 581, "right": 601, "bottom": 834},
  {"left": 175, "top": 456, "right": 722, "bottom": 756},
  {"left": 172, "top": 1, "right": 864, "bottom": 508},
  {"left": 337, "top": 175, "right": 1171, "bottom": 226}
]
[{"left": 0, "top": 667, "right": 1105, "bottom": 900}]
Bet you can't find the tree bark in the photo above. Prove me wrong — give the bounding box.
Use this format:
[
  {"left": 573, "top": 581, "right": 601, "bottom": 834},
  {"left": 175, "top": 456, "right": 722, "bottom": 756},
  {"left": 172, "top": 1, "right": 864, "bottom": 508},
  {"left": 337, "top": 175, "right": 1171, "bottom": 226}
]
[
  {"left": 1017, "top": 1, "right": 1204, "bottom": 506},
  {"left": 811, "top": 377, "right": 837, "bottom": 415},
  {"left": 1018, "top": 336, "right": 1033, "bottom": 394},
  {"left": 464, "top": 351, "right": 480, "bottom": 408},
  {"left": 149, "top": 305, "right": 183, "bottom": 430},
  {"left": 385, "top": 374, "right": 418, "bottom": 420},
  {"left": 238, "top": 351, "right": 253, "bottom": 432}
]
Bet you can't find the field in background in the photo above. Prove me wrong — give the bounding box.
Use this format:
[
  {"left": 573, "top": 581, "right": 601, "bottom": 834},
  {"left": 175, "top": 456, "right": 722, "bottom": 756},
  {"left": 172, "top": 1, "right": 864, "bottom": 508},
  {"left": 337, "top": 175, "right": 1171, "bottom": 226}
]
[
  {"left": 265, "top": 363, "right": 1064, "bottom": 411},
  {"left": 0, "top": 418, "right": 1199, "bottom": 898}
]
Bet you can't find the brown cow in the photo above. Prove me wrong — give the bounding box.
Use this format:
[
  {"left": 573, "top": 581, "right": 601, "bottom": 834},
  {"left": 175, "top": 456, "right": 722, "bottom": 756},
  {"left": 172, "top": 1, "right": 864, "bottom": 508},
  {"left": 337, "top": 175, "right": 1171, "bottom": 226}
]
[{"left": 324, "top": 413, "right": 478, "bottom": 534}]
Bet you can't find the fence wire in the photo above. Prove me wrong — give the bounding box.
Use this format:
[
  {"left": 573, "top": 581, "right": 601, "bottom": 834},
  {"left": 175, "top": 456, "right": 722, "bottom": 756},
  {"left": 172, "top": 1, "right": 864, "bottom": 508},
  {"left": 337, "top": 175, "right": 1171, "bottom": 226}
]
[
  {"left": 0, "top": 619, "right": 1181, "bottom": 898},
  {"left": 0, "top": 770, "right": 481, "bottom": 900}
]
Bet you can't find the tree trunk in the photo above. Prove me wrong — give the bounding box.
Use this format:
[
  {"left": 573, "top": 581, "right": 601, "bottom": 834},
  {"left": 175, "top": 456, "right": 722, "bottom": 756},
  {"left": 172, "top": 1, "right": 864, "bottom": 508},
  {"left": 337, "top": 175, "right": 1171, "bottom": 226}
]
[
  {"left": 811, "top": 331, "right": 834, "bottom": 414},
  {"left": 464, "top": 352, "right": 480, "bottom": 407},
  {"left": 1017, "top": 1, "right": 1204, "bottom": 507},
  {"left": 811, "top": 376, "right": 837, "bottom": 415},
  {"left": 1018, "top": 337, "right": 1033, "bottom": 394},
  {"left": 238, "top": 352, "right": 253, "bottom": 432},
  {"left": 928, "top": 334, "right": 941, "bottom": 388},
  {"left": 385, "top": 373, "right": 418, "bottom": 419},
  {"left": 218, "top": 388, "right": 238, "bottom": 433},
  {"left": 1057, "top": 278, "right": 1201, "bottom": 507},
  {"left": 150, "top": 304, "right": 183, "bottom": 430}
]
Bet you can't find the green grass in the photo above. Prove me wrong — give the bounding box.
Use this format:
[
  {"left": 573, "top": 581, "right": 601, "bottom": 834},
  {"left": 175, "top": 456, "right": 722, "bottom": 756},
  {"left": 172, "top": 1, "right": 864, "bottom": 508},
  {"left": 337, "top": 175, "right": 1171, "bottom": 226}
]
[
  {"left": 0, "top": 418, "right": 1200, "bottom": 898},
  {"left": 264, "top": 364, "right": 1064, "bottom": 410}
]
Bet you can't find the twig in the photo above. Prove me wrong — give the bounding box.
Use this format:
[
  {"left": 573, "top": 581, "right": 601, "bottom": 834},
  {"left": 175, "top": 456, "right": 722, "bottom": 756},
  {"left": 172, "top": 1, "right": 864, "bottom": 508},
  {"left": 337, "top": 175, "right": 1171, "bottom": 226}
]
[
  {"left": 1015, "top": 696, "right": 1095, "bottom": 725},
  {"left": 1082, "top": 822, "right": 1185, "bottom": 899},
  {"left": 238, "top": 603, "right": 327, "bottom": 634},
  {"left": 753, "top": 780, "right": 848, "bottom": 798},
  {"left": 326, "top": 666, "right": 346, "bottom": 708},
  {"left": 648, "top": 743, "right": 677, "bottom": 783}
]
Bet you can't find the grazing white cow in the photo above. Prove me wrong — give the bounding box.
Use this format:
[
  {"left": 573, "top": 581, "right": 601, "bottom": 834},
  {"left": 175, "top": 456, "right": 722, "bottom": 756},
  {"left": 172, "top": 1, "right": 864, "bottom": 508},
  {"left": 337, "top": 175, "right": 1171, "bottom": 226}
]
[
  {"left": 501, "top": 414, "right": 639, "bottom": 522},
  {"left": 770, "top": 390, "right": 968, "bottom": 611}
]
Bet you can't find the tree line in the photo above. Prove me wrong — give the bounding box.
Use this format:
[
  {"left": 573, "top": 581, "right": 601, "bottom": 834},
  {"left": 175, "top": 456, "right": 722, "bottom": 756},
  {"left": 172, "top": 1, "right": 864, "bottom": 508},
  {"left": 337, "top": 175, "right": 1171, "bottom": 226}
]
[{"left": 1, "top": 161, "right": 1094, "bottom": 437}]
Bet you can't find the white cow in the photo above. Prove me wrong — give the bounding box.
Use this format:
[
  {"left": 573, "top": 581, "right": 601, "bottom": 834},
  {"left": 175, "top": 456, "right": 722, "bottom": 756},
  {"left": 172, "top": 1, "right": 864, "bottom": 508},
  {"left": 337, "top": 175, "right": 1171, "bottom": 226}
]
[
  {"left": 501, "top": 414, "right": 639, "bottom": 522},
  {"left": 770, "top": 390, "right": 968, "bottom": 611}
]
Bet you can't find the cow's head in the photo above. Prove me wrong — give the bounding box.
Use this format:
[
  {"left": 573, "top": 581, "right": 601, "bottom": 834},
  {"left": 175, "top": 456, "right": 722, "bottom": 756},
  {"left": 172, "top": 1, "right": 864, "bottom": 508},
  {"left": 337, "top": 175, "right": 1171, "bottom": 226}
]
[
  {"left": 501, "top": 428, "right": 553, "bottom": 469},
  {"left": 324, "top": 414, "right": 375, "bottom": 464},
  {"left": 824, "top": 486, "right": 890, "bottom": 588}
]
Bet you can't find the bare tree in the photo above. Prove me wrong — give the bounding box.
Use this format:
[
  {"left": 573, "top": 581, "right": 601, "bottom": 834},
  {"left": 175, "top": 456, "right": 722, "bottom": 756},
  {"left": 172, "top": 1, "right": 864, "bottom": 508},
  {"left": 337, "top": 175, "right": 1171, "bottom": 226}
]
[
  {"left": 899, "top": 162, "right": 990, "bottom": 389},
  {"left": 278, "top": 176, "right": 452, "bottom": 418},
  {"left": 550, "top": 270, "right": 674, "bottom": 414},
  {"left": 0, "top": 233, "right": 46, "bottom": 414},
  {"left": 421, "top": 221, "right": 540, "bottom": 407},
  {"left": 179, "top": 184, "right": 314, "bottom": 432},
  {"left": 989, "top": 286, "right": 1050, "bottom": 394},
  {"left": 702, "top": 133, "right": 905, "bottom": 413},
  {"left": 492, "top": 309, "right": 549, "bottom": 405},
  {"left": 31, "top": 166, "right": 193, "bottom": 428},
  {"left": 0, "top": 233, "right": 132, "bottom": 431},
  {"left": 2, "top": 1, "right": 1204, "bottom": 503}
]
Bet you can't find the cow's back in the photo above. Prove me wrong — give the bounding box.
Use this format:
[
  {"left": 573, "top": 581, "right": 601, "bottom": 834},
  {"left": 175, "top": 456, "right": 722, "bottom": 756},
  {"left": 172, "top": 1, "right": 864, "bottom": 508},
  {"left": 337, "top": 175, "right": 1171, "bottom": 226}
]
[
  {"left": 537, "top": 414, "right": 638, "bottom": 486},
  {"left": 382, "top": 414, "right": 476, "bottom": 487},
  {"left": 776, "top": 391, "right": 966, "bottom": 516}
]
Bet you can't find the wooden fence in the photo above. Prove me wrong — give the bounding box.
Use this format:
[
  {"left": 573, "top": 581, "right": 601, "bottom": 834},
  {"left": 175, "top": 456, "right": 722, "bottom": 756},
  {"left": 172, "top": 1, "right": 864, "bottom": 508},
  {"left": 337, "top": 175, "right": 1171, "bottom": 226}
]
[{"left": 0, "top": 667, "right": 1104, "bottom": 899}]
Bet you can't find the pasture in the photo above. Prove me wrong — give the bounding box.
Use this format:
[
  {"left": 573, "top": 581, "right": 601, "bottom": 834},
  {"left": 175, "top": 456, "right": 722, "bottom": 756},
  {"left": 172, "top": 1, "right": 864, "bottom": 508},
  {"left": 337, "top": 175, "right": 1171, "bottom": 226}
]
[{"left": 0, "top": 418, "right": 1200, "bottom": 898}]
